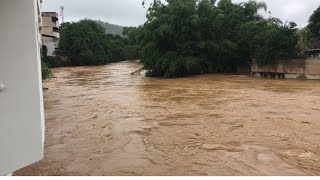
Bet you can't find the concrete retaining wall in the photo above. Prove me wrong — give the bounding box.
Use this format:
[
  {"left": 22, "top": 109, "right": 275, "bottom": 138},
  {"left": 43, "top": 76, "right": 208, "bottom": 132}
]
[{"left": 251, "top": 59, "right": 320, "bottom": 79}]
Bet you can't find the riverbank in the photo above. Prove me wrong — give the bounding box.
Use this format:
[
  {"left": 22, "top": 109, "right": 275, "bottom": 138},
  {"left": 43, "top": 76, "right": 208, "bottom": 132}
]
[{"left": 15, "top": 61, "right": 320, "bottom": 175}]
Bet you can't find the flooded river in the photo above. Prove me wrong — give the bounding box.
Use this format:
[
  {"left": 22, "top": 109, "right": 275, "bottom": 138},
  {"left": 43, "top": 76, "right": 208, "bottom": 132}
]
[{"left": 15, "top": 61, "right": 320, "bottom": 176}]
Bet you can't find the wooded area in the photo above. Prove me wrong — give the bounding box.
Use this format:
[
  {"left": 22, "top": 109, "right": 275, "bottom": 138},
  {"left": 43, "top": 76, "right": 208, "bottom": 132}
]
[{"left": 42, "top": 0, "right": 320, "bottom": 78}]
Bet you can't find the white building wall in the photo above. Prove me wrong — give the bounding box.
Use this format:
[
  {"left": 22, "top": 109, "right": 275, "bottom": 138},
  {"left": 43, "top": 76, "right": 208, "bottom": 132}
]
[
  {"left": 42, "top": 16, "right": 54, "bottom": 35},
  {"left": 43, "top": 41, "right": 57, "bottom": 56},
  {"left": 36, "top": 0, "right": 43, "bottom": 46},
  {"left": 0, "top": 0, "right": 44, "bottom": 175},
  {"left": 42, "top": 13, "right": 60, "bottom": 56}
]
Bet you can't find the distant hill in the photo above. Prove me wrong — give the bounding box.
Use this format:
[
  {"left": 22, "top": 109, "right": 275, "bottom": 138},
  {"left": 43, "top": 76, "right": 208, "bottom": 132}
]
[{"left": 96, "top": 21, "right": 124, "bottom": 36}]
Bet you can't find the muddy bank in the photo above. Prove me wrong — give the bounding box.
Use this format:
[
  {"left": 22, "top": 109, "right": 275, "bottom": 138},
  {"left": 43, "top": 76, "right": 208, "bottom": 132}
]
[{"left": 15, "top": 61, "right": 320, "bottom": 176}]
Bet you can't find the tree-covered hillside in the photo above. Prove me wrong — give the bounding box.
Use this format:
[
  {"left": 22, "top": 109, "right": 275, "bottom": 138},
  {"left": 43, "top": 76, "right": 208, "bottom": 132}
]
[{"left": 96, "top": 20, "right": 124, "bottom": 36}]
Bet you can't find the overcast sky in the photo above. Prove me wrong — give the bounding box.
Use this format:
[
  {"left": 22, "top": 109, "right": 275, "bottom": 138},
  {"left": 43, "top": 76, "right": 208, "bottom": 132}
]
[{"left": 43, "top": 0, "right": 320, "bottom": 27}]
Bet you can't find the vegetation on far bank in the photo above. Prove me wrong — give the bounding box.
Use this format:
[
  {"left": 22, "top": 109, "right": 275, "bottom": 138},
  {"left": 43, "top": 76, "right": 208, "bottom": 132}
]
[
  {"left": 41, "top": 0, "right": 320, "bottom": 79},
  {"left": 41, "top": 19, "right": 141, "bottom": 79},
  {"left": 58, "top": 19, "right": 140, "bottom": 66},
  {"left": 139, "top": 0, "right": 300, "bottom": 77}
]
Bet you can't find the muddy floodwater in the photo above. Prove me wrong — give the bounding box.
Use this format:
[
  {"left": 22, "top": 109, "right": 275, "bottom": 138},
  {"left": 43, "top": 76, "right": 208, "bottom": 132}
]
[{"left": 15, "top": 61, "right": 320, "bottom": 176}]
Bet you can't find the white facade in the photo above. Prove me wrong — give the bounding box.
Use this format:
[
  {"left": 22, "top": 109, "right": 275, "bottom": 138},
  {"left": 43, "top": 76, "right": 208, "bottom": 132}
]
[
  {"left": 0, "top": 0, "right": 45, "bottom": 175},
  {"left": 43, "top": 36, "right": 58, "bottom": 56},
  {"left": 42, "top": 12, "right": 60, "bottom": 57}
]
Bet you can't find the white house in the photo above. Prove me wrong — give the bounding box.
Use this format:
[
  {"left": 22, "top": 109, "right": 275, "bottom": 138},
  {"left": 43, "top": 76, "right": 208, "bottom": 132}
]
[
  {"left": 42, "top": 12, "right": 60, "bottom": 57},
  {"left": 0, "top": 0, "right": 45, "bottom": 175}
]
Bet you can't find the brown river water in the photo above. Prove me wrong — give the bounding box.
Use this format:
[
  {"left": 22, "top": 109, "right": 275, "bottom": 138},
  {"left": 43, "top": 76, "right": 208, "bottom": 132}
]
[{"left": 15, "top": 61, "right": 320, "bottom": 176}]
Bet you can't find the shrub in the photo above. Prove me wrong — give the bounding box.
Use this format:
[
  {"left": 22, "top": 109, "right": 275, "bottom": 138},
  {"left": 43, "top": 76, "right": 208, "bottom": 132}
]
[
  {"left": 42, "top": 56, "right": 72, "bottom": 68},
  {"left": 41, "top": 60, "right": 52, "bottom": 80}
]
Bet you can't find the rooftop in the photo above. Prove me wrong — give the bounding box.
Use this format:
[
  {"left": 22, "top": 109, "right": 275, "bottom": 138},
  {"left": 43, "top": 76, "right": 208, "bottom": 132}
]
[{"left": 42, "top": 12, "right": 58, "bottom": 17}]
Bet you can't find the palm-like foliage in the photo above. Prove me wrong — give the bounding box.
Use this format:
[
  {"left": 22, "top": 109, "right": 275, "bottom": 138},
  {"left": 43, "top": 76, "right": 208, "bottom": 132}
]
[{"left": 139, "top": 0, "right": 299, "bottom": 77}]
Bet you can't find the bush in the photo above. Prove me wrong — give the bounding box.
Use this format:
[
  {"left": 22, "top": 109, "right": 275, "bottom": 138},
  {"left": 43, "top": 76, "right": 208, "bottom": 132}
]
[
  {"left": 42, "top": 56, "right": 72, "bottom": 68},
  {"left": 41, "top": 60, "right": 52, "bottom": 80}
]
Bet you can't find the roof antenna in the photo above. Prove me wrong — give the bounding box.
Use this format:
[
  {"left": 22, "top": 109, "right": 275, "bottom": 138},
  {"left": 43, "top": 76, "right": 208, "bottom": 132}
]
[
  {"left": 59, "top": 0, "right": 65, "bottom": 23},
  {"left": 60, "top": 5, "right": 65, "bottom": 23}
]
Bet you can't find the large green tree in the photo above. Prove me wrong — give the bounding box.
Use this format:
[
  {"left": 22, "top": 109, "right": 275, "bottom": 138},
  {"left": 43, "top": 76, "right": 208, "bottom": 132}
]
[
  {"left": 59, "top": 19, "right": 112, "bottom": 66},
  {"left": 139, "top": 0, "right": 298, "bottom": 78},
  {"left": 123, "top": 26, "right": 144, "bottom": 59},
  {"left": 59, "top": 19, "right": 142, "bottom": 66},
  {"left": 307, "top": 6, "right": 320, "bottom": 38},
  {"left": 250, "top": 20, "right": 299, "bottom": 66}
]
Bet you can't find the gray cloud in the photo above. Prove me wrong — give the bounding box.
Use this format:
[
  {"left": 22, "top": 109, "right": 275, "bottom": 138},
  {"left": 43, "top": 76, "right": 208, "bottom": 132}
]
[
  {"left": 42, "top": 0, "right": 148, "bottom": 26},
  {"left": 246, "top": 0, "right": 320, "bottom": 27},
  {"left": 43, "top": 0, "right": 320, "bottom": 27}
]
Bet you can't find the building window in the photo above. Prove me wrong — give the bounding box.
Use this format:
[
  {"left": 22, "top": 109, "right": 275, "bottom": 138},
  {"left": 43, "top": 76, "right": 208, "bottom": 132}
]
[{"left": 53, "top": 27, "right": 59, "bottom": 32}]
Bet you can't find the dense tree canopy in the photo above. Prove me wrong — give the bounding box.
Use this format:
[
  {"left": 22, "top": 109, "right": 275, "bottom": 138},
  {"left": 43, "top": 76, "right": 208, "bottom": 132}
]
[
  {"left": 250, "top": 21, "right": 299, "bottom": 66},
  {"left": 307, "top": 6, "right": 320, "bottom": 38},
  {"left": 59, "top": 19, "right": 140, "bottom": 66},
  {"left": 306, "top": 6, "right": 320, "bottom": 49},
  {"left": 59, "top": 19, "right": 112, "bottom": 66},
  {"left": 138, "top": 0, "right": 299, "bottom": 77},
  {"left": 123, "top": 26, "right": 144, "bottom": 59},
  {"left": 56, "top": 1, "right": 301, "bottom": 78}
]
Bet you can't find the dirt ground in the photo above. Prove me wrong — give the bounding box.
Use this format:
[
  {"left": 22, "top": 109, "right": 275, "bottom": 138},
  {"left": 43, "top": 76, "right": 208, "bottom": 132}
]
[{"left": 15, "top": 61, "right": 320, "bottom": 176}]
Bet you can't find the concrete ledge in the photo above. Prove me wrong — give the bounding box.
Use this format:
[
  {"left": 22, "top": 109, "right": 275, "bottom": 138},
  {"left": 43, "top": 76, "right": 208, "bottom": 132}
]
[{"left": 251, "top": 58, "right": 320, "bottom": 80}]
